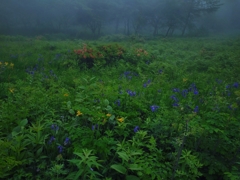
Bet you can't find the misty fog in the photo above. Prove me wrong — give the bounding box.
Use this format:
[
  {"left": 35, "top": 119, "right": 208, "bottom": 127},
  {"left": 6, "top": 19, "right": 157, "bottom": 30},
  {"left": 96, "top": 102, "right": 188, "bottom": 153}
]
[{"left": 0, "top": 0, "right": 239, "bottom": 39}]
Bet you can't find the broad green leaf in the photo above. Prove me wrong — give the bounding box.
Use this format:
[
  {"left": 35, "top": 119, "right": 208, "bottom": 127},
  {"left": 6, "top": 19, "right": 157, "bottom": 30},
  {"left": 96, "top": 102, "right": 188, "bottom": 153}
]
[
  {"left": 106, "top": 105, "right": 113, "bottom": 112},
  {"left": 110, "top": 164, "right": 126, "bottom": 174},
  {"left": 69, "top": 109, "right": 75, "bottom": 115},
  {"left": 130, "top": 151, "right": 143, "bottom": 156},
  {"left": 128, "top": 164, "right": 143, "bottom": 171},
  {"left": 126, "top": 175, "right": 141, "bottom": 180},
  {"left": 104, "top": 99, "right": 109, "bottom": 106},
  {"left": 67, "top": 101, "right": 72, "bottom": 109},
  {"left": 19, "top": 119, "right": 28, "bottom": 126},
  {"left": 117, "top": 152, "right": 129, "bottom": 161}
]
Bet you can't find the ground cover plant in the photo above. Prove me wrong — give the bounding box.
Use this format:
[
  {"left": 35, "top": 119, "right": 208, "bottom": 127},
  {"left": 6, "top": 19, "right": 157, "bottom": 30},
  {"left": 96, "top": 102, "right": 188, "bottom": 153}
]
[{"left": 0, "top": 35, "right": 240, "bottom": 180}]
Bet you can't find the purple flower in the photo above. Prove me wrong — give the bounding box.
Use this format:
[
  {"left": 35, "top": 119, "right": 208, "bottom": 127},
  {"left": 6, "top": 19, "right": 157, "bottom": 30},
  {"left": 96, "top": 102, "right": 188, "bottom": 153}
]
[
  {"left": 143, "top": 79, "right": 151, "bottom": 88},
  {"left": 64, "top": 137, "right": 70, "bottom": 145},
  {"left": 92, "top": 124, "right": 98, "bottom": 131},
  {"left": 182, "top": 89, "right": 188, "bottom": 97},
  {"left": 158, "top": 69, "right": 163, "bottom": 74},
  {"left": 150, "top": 105, "right": 159, "bottom": 112},
  {"left": 189, "top": 83, "right": 198, "bottom": 94},
  {"left": 193, "top": 89, "right": 199, "bottom": 95},
  {"left": 115, "top": 99, "right": 121, "bottom": 106},
  {"left": 173, "top": 88, "right": 180, "bottom": 93},
  {"left": 48, "top": 136, "right": 55, "bottom": 144},
  {"left": 127, "top": 90, "right": 136, "bottom": 96},
  {"left": 233, "top": 82, "right": 239, "bottom": 88},
  {"left": 172, "top": 102, "right": 179, "bottom": 107},
  {"left": 58, "top": 145, "right": 63, "bottom": 153},
  {"left": 134, "top": 126, "right": 140, "bottom": 133},
  {"left": 171, "top": 95, "right": 179, "bottom": 102},
  {"left": 193, "top": 106, "right": 199, "bottom": 113},
  {"left": 51, "top": 124, "right": 59, "bottom": 131}
]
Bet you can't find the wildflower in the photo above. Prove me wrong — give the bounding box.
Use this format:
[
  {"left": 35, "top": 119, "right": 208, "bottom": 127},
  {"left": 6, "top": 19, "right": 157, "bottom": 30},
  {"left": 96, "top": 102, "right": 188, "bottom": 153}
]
[
  {"left": 181, "top": 89, "right": 188, "bottom": 98},
  {"left": 233, "top": 82, "right": 239, "bottom": 88},
  {"left": 9, "top": 88, "right": 14, "bottom": 93},
  {"left": 171, "top": 95, "right": 179, "bottom": 102},
  {"left": 51, "top": 124, "right": 59, "bottom": 131},
  {"left": 172, "top": 88, "right": 180, "bottom": 93},
  {"left": 10, "top": 63, "right": 14, "bottom": 68},
  {"left": 193, "top": 106, "right": 199, "bottom": 113},
  {"left": 64, "top": 93, "right": 69, "bottom": 97},
  {"left": 193, "top": 89, "right": 199, "bottom": 95},
  {"left": 0, "top": 62, "right": 2, "bottom": 65},
  {"left": 106, "top": 113, "right": 111, "bottom": 117},
  {"left": 117, "top": 117, "right": 124, "bottom": 123},
  {"left": 5, "top": 62, "right": 8, "bottom": 66},
  {"left": 150, "top": 105, "right": 159, "bottom": 112},
  {"left": 92, "top": 124, "right": 98, "bottom": 131},
  {"left": 76, "top": 110, "right": 83, "bottom": 116},
  {"left": 56, "top": 154, "right": 63, "bottom": 161},
  {"left": 143, "top": 79, "right": 151, "bottom": 88},
  {"left": 64, "top": 137, "right": 70, "bottom": 145},
  {"left": 102, "top": 119, "right": 107, "bottom": 124},
  {"left": 58, "top": 145, "right": 63, "bottom": 153},
  {"left": 127, "top": 90, "right": 136, "bottom": 96},
  {"left": 134, "top": 126, "right": 140, "bottom": 133},
  {"left": 183, "top": 78, "right": 188, "bottom": 82},
  {"left": 158, "top": 69, "right": 163, "bottom": 74},
  {"left": 48, "top": 136, "right": 55, "bottom": 144},
  {"left": 172, "top": 102, "right": 179, "bottom": 107},
  {"left": 115, "top": 99, "right": 121, "bottom": 106}
]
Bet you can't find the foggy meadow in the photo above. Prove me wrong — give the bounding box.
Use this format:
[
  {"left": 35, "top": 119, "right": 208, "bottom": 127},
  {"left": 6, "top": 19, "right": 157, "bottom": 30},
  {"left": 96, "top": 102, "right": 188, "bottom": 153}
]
[{"left": 0, "top": 0, "right": 240, "bottom": 179}]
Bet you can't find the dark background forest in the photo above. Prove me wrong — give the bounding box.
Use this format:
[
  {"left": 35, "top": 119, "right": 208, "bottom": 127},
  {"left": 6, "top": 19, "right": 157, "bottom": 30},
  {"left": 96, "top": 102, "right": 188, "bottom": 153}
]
[{"left": 0, "top": 0, "right": 239, "bottom": 39}]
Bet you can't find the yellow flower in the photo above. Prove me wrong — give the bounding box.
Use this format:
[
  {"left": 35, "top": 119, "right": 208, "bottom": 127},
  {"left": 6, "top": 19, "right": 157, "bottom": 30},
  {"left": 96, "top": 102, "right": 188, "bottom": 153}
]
[
  {"left": 76, "top": 110, "right": 83, "bottom": 116},
  {"left": 64, "top": 93, "right": 69, "bottom": 97},
  {"left": 183, "top": 78, "right": 188, "bottom": 82},
  {"left": 117, "top": 117, "right": 124, "bottom": 123},
  {"left": 102, "top": 118, "right": 107, "bottom": 124},
  {"left": 5, "top": 62, "right": 8, "bottom": 66},
  {"left": 9, "top": 88, "right": 14, "bottom": 93},
  {"left": 106, "top": 113, "right": 111, "bottom": 117},
  {"left": 0, "top": 62, "right": 2, "bottom": 65},
  {"left": 10, "top": 63, "right": 14, "bottom": 68}
]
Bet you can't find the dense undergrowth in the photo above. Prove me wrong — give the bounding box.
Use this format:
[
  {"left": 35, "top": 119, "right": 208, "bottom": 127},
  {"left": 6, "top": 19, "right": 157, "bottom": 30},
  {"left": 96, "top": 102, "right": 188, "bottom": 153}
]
[{"left": 0, "top": 35, "right": 240, "bottom": 180}]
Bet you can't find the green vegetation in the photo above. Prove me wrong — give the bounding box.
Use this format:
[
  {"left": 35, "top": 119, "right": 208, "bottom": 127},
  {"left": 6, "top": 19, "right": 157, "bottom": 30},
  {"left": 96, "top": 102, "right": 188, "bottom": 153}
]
[{"left": 0, "top": 35, "right": 240, "bottom": 180}]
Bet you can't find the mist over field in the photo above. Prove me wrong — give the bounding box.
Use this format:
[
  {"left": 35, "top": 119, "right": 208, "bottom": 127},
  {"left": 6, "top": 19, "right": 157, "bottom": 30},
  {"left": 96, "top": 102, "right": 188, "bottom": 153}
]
[{"left": 0, "top": 0, "right": 239, "bottom": 39}]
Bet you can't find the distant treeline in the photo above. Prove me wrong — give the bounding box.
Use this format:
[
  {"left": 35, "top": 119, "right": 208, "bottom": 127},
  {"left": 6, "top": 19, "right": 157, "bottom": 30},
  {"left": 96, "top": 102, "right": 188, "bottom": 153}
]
[{"left": 0, "top": 0, "right": 238, "bottom": 39}]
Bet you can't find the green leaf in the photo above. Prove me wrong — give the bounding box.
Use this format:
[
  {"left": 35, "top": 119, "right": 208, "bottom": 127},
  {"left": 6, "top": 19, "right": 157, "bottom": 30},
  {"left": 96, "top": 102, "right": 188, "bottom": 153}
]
[
  {"left": 117, "top": 152, "right": 129, "bottom": 162},
  {"left": 126, "top": 175, "right": 141, "bottom": 180},
  {"left": 128, "top": 164, "right": 143, "bottom": 171},
  {"left": 110, "top": 164, "right": 127, "bottom": 174},
  {"left": 67, "top": 101, "right": 72, "bottom": 109},
  {"left": 130, "top": 151, "right": 143, "bottom": 156},
  {"left": 69, "top": 109, "right": 75, "bottom": 115},
  {"left": 19, "top": 119, "right": 28, "bottom": 127},
  {"left": 106, "top": 105, "right": 113, "bottom": 112},
  {"left": 104, "top": 99, "right": 109, "bottom": 106},
  {"left": 36, "top": 147, "right": 43, "bottom": 156}
]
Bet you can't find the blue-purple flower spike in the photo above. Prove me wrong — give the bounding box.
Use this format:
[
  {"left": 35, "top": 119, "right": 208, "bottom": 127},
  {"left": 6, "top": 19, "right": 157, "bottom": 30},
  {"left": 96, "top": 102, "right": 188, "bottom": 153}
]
[{"left": 134, "top": 126, "right": 140, "bottom": 133}]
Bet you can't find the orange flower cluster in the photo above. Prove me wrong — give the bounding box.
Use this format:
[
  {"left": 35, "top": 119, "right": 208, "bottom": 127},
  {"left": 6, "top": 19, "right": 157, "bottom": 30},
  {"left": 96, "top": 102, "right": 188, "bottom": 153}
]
[
  {"left": 74, "top": 44, "right": 103, "bottom": 59},
  {"left": 136, "top": 48, "right": 148, "bottom": 57}
]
